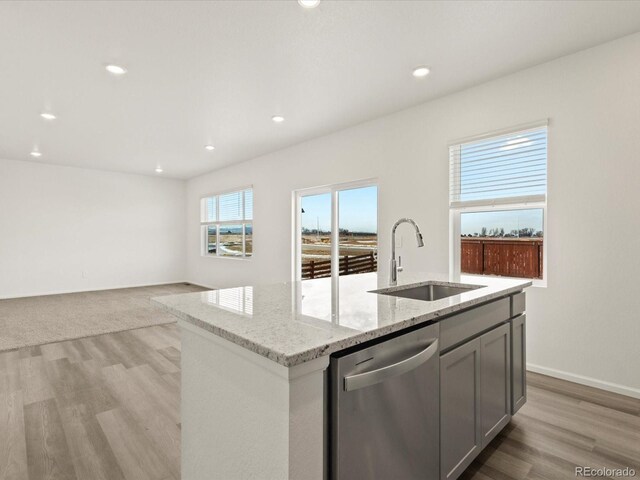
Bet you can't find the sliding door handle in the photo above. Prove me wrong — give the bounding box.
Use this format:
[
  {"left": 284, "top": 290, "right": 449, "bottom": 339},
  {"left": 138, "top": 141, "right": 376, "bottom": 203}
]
[{"left": 344, "top": 339, "right": 438, "bottom": 392}]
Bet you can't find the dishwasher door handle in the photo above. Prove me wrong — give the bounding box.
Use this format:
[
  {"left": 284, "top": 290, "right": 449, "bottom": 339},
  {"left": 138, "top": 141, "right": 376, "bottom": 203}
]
[{"left": 344, "top": 339, "right": 438, "bottom": 392}]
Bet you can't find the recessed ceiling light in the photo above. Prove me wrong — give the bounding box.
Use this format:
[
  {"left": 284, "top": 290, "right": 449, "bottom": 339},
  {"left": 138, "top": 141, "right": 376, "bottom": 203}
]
[
  {"left": 298, "top": 0, "right": 320, "bottom": 8},
  {"left": 40, "top": 112, "right": 57, "bottom": 121},
  {"left": 155, "top": 166, "right": 163, "bottom": 174},
  {"left": 412, "top": 66, "right": 431, "bottom": 78},
  {"left": 30, "top": 151, "right": 42, "bottom": 158},
  {"left": 205, "top": 145, "right": 215, "bottom": 151},
  {"left": 105, "top": 64, "right": 127, "bottom": 75},
  {"left": 271, "top": 115, "right": 285, "bottom": 123}
]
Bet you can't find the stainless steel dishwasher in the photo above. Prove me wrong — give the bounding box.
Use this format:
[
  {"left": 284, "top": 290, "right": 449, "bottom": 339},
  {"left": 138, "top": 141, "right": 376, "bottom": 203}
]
[{"left": 330, "top": 323, "right": 439, "bottom": 480}]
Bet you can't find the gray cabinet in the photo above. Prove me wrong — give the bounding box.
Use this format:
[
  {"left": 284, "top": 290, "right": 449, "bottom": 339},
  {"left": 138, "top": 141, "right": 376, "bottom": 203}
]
[
  {"left": 510, "top": 314, "right": 527, "bottom": 414},
  {"left": 480, "top": 323, "right": 511, "bottom": 447},
  {"left": 440, "top": 337, "right": 481, "bottom": 480},
  {"left": 440, "top": 322, "right": 512, "bottom": 480}
]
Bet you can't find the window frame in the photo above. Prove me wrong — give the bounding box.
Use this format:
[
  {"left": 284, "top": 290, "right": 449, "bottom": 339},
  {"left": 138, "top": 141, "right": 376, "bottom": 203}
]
[
  {"left": 293, "top": 178, "right": 378, "bottom": 282},
  {"left": 200, "top": 186, "right": 253, "bottom": 260},
  {"left": 448, "top": 121, "right": 548, "bottom": 287}
]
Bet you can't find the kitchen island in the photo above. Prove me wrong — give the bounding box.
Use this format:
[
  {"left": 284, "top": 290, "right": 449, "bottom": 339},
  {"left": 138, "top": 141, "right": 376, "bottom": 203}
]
[{"left": 154, "top": 272, "right": 530, "bottom": 480}]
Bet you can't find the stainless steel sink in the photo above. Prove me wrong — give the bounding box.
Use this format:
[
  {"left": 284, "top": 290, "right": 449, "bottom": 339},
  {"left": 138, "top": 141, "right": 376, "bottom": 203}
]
[{"left": 372, "top": 282, "right": 483, "bottom": 302}]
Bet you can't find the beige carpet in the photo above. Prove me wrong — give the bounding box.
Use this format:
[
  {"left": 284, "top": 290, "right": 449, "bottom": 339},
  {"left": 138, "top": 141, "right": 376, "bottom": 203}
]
[{"left": 0, "top": 283, "right": 208, "bottom": 352}]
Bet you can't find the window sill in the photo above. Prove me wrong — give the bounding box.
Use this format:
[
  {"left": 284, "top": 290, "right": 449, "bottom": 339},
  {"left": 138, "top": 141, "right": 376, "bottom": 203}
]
[
  {"left": 202, "top": 254, "right": 253, "bottom": 261},
  {"left": 461, "top": 273, "right": 546, "bottom": 288}
]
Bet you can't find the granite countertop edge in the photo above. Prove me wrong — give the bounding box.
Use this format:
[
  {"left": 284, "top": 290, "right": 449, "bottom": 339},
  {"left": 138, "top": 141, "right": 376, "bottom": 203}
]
[{"left": 152, "top": 281, "right": 529, "bottom": 368}]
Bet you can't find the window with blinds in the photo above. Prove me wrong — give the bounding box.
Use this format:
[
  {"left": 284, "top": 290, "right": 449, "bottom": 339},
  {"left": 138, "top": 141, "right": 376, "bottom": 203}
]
[
  {"left": 201, "top": 187, "right": 253, "bottom": 258},
  {"left": 450, "top": 123, "right": 547, "bottom": 283},
  {"left": 449, "top": 126, "right": 547, "bottom": 208}
]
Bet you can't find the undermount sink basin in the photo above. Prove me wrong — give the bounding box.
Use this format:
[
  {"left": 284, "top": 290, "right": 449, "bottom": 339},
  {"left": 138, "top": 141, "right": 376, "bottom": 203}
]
[{"left": 372, "top": 282, "right": 483, "bottom": 302}]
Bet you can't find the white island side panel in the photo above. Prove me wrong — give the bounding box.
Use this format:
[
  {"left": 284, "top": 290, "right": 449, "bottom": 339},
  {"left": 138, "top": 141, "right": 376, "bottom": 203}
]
[{"left": 180, "top": 320, "right": 329, "bottom": 480}]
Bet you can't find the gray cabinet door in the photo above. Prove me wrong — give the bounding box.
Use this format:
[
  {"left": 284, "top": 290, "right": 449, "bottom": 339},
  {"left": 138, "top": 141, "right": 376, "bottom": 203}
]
[
  {"left": 480, "top": 323, "right": 511, "bottom": 447},
  {"left": 511, "top": 314, "right": 527, "bottom": 414},
  {"left": 440, "top": 337, "right": 481, "bottom": 480}
]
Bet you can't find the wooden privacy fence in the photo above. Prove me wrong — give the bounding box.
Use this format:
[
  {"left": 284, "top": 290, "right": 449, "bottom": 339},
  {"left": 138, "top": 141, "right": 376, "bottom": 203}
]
[
  {"left": 461, "top": 238, "right": 543, "bottom": 279},
  {"left": 302, "top": 252, "right": 377, "bottom": 280}
]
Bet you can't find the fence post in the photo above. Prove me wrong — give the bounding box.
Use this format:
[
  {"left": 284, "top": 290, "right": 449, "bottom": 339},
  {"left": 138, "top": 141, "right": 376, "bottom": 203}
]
[
  {"left": 344, "top": 255, "right": 349, "bottom": 275},
  {"left": 310, "top": 260, "right": 315, "bottom": 279}
]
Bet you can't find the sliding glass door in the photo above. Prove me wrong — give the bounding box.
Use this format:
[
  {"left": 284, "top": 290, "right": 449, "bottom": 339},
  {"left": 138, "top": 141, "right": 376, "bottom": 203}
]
[{"left": 296, "top": 181, "right": 377, "bottom": 281}]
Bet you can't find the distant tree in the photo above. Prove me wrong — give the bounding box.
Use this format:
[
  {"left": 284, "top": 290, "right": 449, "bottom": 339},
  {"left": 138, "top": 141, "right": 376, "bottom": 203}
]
[
  {"left": 480, "top": 227, "right": 487, "bottom": 237},
  {"left": 499, "top": 228, "right": 505, "bottom": 237}
]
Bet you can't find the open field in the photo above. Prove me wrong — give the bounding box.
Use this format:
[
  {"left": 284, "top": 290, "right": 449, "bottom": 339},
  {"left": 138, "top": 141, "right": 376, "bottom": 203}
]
[
  {"left": 301, "top": 234, "right": 377, "bottom": 258},
  {"left": 301, "top": 234, "right": 378, "bottom": 278}
]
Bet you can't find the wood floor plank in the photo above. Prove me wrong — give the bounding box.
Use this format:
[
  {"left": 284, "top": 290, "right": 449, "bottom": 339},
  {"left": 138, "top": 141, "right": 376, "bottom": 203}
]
[
  {"left": 96, "top": 408, "right": 173, "bottom": 480},
  {"left": 24, "top": 399, "right": 77, "bottom": 480},
  {"left": 161, "top": 371, "right": 181, "bottom": 393},
  {"left": 478, "top": 447, "right": 533, "bottom": 479},
  {"left": 19, "top": 356, "right": 54, "bottom": 406},
  {"left": 0, "top": 350, "right": 21, "bottom": 395},
  {"left": 101, "top": 364, "right": 181, "bottom": 479},
  {"left": 55, "top": 388, "right": 125, "bottom": 480},
  {"left": 77, "top": 336, "right": 122, "bottom": 368},
  {"left": 19, "top": 346, "right": 42, "bottom": 360},
  {"left": 0, "top": 390, "right": 29, "bottom": 480},
  {"left": 157, "top": 347, "right": 181, "bottom": 369},
  {"left": 125, "top": 364, "right": 180, "bottom": 425},
  {"left": 40, "top": 343, "right": 69, "bottom": 363},
  {"left": 115, "top": 331, "right": 178, "bottom": 376},
  {"left": 497, "top": 438, "right": 580, "bottom": 479},
  {"left": 43, "top": 358, "right": 93, "bottom": 400}
]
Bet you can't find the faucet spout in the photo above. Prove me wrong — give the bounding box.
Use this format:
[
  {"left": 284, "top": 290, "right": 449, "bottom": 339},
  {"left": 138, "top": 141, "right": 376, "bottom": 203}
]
[{"left": 390, "top": 218, "right": 424, "bottom": 286}]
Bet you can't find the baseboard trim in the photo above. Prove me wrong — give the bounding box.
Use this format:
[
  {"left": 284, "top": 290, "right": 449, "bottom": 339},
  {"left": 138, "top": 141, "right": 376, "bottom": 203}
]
[
  {"left": 527, "top": 363, "right": 640, "bottom": 399},
  {"left": 0, "top": 280, "right": 194, "bottom": 300}
]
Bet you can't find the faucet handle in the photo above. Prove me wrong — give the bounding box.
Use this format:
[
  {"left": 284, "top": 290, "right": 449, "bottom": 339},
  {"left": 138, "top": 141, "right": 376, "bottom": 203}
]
[{"left": 397, "top": 255, "right": 403, "bottom": 272}]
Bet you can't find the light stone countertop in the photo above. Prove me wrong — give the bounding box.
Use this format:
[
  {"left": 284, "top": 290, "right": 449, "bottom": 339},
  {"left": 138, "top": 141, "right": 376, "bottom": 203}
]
[{"left": 152, "top": 272, "right": 531, "bottom": 367}]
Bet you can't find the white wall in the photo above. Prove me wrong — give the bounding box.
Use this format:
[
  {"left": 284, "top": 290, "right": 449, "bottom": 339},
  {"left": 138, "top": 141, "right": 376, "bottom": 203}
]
[
  {"left": 0, "top": 159, "right": 186, "bottom": 298},
  {"left": 187, "top": 33, "right": 640, "bottom": 397}
]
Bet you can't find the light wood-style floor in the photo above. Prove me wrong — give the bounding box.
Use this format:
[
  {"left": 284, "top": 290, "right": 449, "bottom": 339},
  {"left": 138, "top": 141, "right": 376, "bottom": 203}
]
[{"left": 1, "top": 322, "right": 639, "bottom": 480}]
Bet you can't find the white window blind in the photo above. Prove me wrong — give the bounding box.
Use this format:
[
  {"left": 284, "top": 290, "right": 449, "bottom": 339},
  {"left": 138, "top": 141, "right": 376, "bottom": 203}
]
[
  {"left": 204, "top": 197, "right": 216, "bottom": 222},
  {"left": 202, "top": 188, "right": 253, "bottom": 224},
  {"left": 244, "top": 188, "right": 253, "bottom": 220},
  {"left": 450, "top": 126, "right": 547, "bottom": 208}
]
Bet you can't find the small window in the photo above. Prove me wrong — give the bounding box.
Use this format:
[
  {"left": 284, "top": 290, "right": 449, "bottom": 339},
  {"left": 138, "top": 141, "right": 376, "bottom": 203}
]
[
  {"left": 450, "top": 124, "right": 547, "bottom": 282},
  {"left": 201, "top": 188, "right": 253, "bottom": 258}
]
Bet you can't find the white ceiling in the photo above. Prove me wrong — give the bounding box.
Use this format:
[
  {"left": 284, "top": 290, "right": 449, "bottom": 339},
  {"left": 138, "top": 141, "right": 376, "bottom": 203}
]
[{"left": 2, "top": 1, "right": 640, "bottom": 179}]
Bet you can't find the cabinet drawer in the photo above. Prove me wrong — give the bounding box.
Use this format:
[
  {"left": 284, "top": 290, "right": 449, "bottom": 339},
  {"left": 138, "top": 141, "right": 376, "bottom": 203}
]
[{"left": 439, "top": 298, "right": 510, "bottom": 351}]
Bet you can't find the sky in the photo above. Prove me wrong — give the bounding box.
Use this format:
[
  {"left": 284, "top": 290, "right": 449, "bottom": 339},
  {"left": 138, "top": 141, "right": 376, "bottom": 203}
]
[
  {"left": 461, "top": 208, "right": 543, "bottom": 235},
  {"left": 301, "top": 185, "right": 377, "bottom": 233}
]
